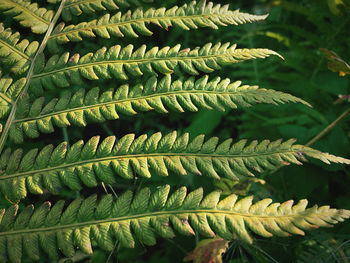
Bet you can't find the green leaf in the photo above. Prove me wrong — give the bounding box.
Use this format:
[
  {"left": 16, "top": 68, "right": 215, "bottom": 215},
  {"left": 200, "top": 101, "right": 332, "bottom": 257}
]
[
  {"left": 0, "top": 24, "right": 39, "bottom": 75},
  {"left": 30, "top": 43, "right": 282, "bottom": 94},
  {"left": 1, "top": 132, "right": 349, "bottom": 200},
  {"left": 12, "top": 75, "right": 309, "bottom": 141},
  {"left": 49, "top": 1, "right": 268, "bottom": 52},
  {"left": 0, "top": 0, "right": 53, "bottom": 34},
  {"left": 0, "top": 187, "right": 348, "bottom": 262},
  {"left": 61, "top": 0, "right": 154, "bottom": 21}
]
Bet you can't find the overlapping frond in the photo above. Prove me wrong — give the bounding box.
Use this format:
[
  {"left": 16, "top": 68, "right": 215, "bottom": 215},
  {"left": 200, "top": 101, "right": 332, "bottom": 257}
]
[
  {"left": 48, "top": 1, "right": 268, "bottom": 52},
  {"left": 0, "top": 185, "right": 349, "bottom": 262},
  {"left": 1, "top": 132, "right": 349, "bottom": 201},
  {"left": 12, "top": 75, "right": 309, "bottom": 141},
  {"left": 0, "top": 75, "right": 26, "bottom": 119},
  {"left": 0, "top": 0, "right": 54, "bottom": 34},
  {"left": 61, "top": 0, "right": 154, "bottom": 21},
  {"left": 0, "top": 24, "right": 39, "bottom": 75},
  {"left": 30, "top": 42, "right": 282, "bottom": 94}
]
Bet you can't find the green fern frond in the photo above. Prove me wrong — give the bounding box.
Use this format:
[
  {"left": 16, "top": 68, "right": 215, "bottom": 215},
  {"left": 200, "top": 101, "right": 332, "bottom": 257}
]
[
  {"left": 30, "top": 42, "right": 282, "bottom": 94},
  {"left": 48, "top": 1, "right": 268, "bottom": 52},
  {"left": 12, "top": 75, "right": 309, "bottom": 141},
  {"left": 0, "top": 24, "right": 39, "bottom": 75},
  {"left": 1, "top": 132, "right": 349, "bottom": 201},
  {"left": 0, "top": 185, "right": 348, "bottom": 262},
  {"left": 0, "top": 0, "right": 54, "bottom": 34},
  {"left": 0, "top": 75, "right": 26, "bottom": 119},
  {"left": 61, "top": 0, "right": 154, "bottom": 21}
]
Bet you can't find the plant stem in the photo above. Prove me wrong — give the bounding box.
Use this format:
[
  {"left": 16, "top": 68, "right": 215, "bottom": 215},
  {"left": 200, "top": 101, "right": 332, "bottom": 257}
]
[
  {"left": 306, "top": 107, "right": 350, "bottom": 147},
  {"left": 268, "top": 107, "right": 350, "bottom": 176}
]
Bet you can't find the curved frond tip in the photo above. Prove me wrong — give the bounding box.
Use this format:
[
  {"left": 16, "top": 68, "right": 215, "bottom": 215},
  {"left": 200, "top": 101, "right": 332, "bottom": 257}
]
[
  {"left": 12, "top": 75, "right": 309, "bottom": 141},
  {"left": 0, "top": 186, "right": 349, "bottom": 262},
  {"left": 49, "top": 1, "right": 268, "bottom": 52},
  {"left": 1, "top": 131, "right": 349, "bottom": 201},
  {"left": 31, "top": 42, "right": 282, "bottom": 94}
]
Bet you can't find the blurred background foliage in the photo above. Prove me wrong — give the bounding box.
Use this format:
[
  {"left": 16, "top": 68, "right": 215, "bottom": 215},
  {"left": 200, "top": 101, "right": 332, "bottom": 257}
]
[{"left": 2, "top": 0, "right": 350, "bottom": 262}]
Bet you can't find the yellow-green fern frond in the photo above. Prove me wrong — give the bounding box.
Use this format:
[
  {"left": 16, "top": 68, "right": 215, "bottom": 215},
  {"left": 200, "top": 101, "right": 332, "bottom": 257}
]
[
  {"left": 0, "top": 75, "right": 26, "bottom": 119},
  {"left": 61, "top": 0, "right": 154, "bottom": 21},
  {"left": 0, "top": 0, "right": 54, "bottom": 34},
  {"left": 12, "top": 75, "right": 309, "bottom": 141},
  {"left": 1, "top": 132, "right": 349, "bottom": 201},
  {"left": 48, "top": 1, "right": 268, "bottom": 52},
  {"left": 0, "top": 186, "right": 348, "bottom": 262},
  {"left": 0, "top": 24, "right": 39, "bottom": 75},
  {"left": 30, "top": 43, "right": 282, "bottom": 95}
]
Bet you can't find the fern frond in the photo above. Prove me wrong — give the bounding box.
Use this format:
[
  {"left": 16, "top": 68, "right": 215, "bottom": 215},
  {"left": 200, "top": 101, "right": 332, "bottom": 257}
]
[
  {"left": 30, "top": 43, "right": 282, "bottom": 94},
  {"left": 0, "top": 185, "right": 348, "bottom": 262},
  {"left": 48, "top": 1, "right": 268, "bottom": 52},
  {"left": 1, "top": 132, "right": 349, "bottom": 201},
  {"left": 0, "top": 0, "right": 54, "bottom": 34},
  {"left": 0, "top": 24, "right": 39, "bottom": 75},
  {"left": 13, "top": 75, "right": 309, "bottom": 141},
  {"left": 0, "top": 75, "right": 26, "bottom": 119},
  {"left": 61, "top": 0, "right": 153, "bottom": 21}
]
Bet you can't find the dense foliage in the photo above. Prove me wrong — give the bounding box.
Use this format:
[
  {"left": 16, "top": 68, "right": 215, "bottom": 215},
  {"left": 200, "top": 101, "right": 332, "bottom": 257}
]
[{"left": 0, "top": 0, "right": 349, "bottom": 262}]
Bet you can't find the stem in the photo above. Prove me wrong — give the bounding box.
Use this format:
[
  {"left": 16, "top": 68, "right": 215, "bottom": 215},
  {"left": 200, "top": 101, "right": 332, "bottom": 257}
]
[
  {"left": 0, "top": 0, "right": 67, "bottom": 153},
  {"left": 268, "top": 107, "right": 350, "bottom": 176},
  {"left": 306, "top": 107, "right": 350, "bottom": 147}
]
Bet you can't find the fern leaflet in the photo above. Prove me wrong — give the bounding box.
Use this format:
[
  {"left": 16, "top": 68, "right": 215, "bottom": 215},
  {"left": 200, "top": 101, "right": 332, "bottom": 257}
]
[
  {"left": 10, "top": 75, "right": 309, "bottom": 141},
  {"left": 48, "top": 1, "right": 268, "bottom": 52},
  {"left": 0, "top": 23, "right": 39, "bottom": 75},
  {"left": 30, "top": 42, "right": 282, "bottom": 95},
  {"left": 0, "top": 0, "right": 54, "bottom": 34},
  {"left": 0, "top": 186, "right": 348, "bottom": 262},
  {"left": 0, "top": 75, "right": 26, "bottom": 118},
  {"left": 1, "top": 132, "right": 349, "bottom": 201},
  {"left": 61, "top": 0, "right": 154, "bottom": 21}
]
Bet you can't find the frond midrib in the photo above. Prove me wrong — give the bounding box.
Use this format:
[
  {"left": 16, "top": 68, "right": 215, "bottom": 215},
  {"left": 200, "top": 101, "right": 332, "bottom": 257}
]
[
  {"left": 50, "top": 12, "right": 241, "bottom": 39},
  {"left": 0, "top": 208, "right": 328, "bottom": 237},
  {"left": 32, "top": 48, "right": 263, "bottom": 79},
  {"left": 0, "top": 147, "right": 309, "bottom": 180},
  {"left": 0, "top": 38, "right": 29, "bottom": 59},
  {"left": 13, "top": 89, "right": 262, "bottom": 123},
  {"left": 2, "top": 0, "right": 51, "bottom": 25}
]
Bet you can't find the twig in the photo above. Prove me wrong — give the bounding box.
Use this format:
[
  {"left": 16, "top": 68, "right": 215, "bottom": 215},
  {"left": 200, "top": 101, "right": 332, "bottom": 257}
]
[
  {"left": 268, "top": 107, "right": 350, "bottom": 176},
  {"left": 306, "top": 107, "right": 350, "bottom": 147}
]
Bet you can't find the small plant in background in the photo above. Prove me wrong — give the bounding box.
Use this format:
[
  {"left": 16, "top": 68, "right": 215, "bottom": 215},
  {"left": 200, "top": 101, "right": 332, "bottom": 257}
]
[{"left": 0, "top": 0, "right": 349, "bottom": 262}]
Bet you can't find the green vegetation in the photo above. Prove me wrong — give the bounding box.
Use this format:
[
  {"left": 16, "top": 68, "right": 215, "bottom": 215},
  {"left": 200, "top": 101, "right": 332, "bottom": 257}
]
[{"left": 0, "top": 0, "right": 349, "bottom": 262}]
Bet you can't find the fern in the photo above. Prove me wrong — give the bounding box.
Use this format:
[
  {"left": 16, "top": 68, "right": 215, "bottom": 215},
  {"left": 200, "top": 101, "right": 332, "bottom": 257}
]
[
  {"left": 0, "top": 186, "right": 349, "bottom": 262},
  {"left": 0, "top": 24, "right": 39, "bottom": 75},
  {"left": 0, "top": 75, "right": 26, "bottom": 118},
  {"left": 0, "top": 0, "right": 54, "bottom": 34},
  {"left": 61, "top": 0, "right": 154, "bottom": 21},
  {"left": 30, "top": 42, "right": 281, "bottom": 95},
  {"left": 1, "top": 132, "right": 349, "bottom": 201},
  {"left": 48, "top": 1, "right": 268, "bottom": 52},
  {"left": 0, "top": 0, "right": 349, "bottom": 261},
  {"left": 10, "top": 75, "right": 309, "bottom": 142}
]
